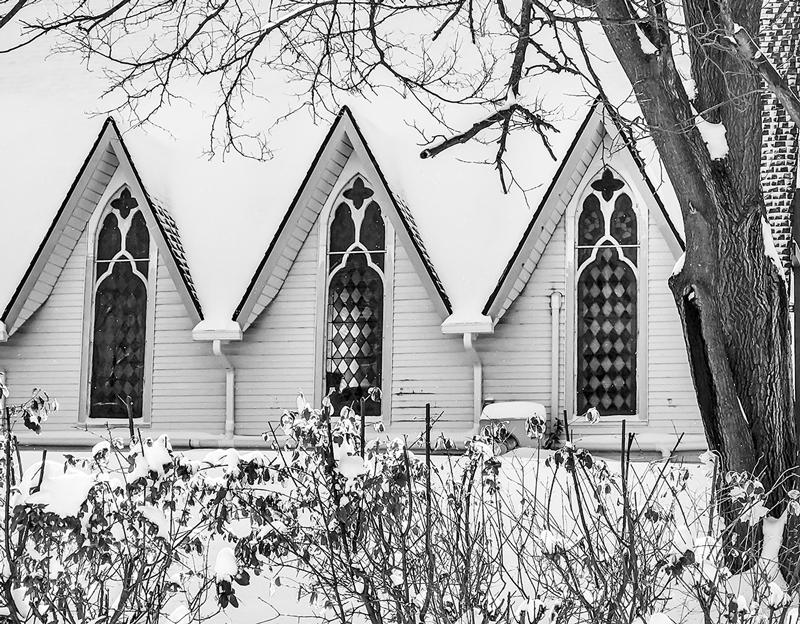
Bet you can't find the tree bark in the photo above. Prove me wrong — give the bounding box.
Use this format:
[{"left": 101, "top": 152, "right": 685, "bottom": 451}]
[{"left": 592, "top": 0, "right": 798, "bottom": 568}]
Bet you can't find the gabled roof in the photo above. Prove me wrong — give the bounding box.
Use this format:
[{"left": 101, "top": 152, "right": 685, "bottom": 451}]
[
  {"left": 1, "top": 118, "right": 202, "bottom": 336},
  {"left": 482, "top": 100, "right": 685, "bottom": 321},
  {"left": 233, "top": 106, "right": 452, "bottom": 331}
]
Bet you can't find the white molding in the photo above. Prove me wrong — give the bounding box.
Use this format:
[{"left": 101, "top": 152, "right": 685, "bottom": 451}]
[
  {"left": 441, "top": 315, "right": 494, "bottom": 334},
  {"left": 191, "top": 324, "right": 243, "bottom": 342},
  {"left": 78, "top": 180, "right": 156, "bottom": 427},
  {"left": 564, "top": 141, "right": 648, "bottom": 423},
  {"left": 339, "top": 117, "right": 451, "bottom": 321},
  {"left": 316, "top": 165, "right": 395, "bottom": 422},
  {"left": 3, "top": 123, "right": 119, "bottom": 336},
  {"left": 109, "top": 138, "right": 202, "bottom": 325},
  {"left": 486, "top": 106, "right": 605, "bottom": 321},
  {"left": 237, "top": 123, "right": 352, "bottom": 330}
]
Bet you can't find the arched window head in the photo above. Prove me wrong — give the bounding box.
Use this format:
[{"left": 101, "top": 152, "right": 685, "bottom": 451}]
[
  {"left": 326, "top": 177, "right": 386, "bottom": 417},
  {"left": 89, "top": 188, "right": 151, "bottom": 420},
  {"left": 575, "top": 169, "right": 639, "bottom": 416}
]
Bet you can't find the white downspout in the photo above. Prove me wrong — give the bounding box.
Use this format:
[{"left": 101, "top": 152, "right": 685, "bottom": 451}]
[
  {"left": 463, "top": 332, "right": 483, "bottom": 435},
  {"left": 549, "top": 291, "right": 562, "bottom": 431},
  {"left": 212, "top": 340, "right": 235, "bottom": 439}
]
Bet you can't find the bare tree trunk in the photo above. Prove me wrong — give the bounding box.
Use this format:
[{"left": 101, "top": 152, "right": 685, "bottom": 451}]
[
  {"left": 590, "top": 0, "right": 799, "bottom": 570},
  {"left": 670, "top": 205, "right": 795, "bottom": 487},
  {"left": 668, "top": 197, "right": 796, "bottom": 571}
]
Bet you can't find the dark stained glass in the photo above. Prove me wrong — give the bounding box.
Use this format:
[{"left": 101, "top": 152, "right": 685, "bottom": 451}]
[
  {"left": 127, "top": 212, "right": 150, "bottom": 258},
  {"left": 90, "top": 261, "right": 147, "bottom": 419},
  {"left": 330, "top": 203, "right": 355, "bottom": 271},
  {"left": 591, "top": 168, "right": 624, "bottom": 201},
  {"left": 577, "top": 245, "right": 637, "bottom": 416},
  {"left": 343, "top": 177, "right": 374, "bottom": 210},
  {"left": 611, "top": 193, "right": 637, "bottom": 264},
  {"left": 97, "top": 213, "right": 121, "bottom": 261},
  {"left": 330, "top": 203, "right": 355, "bottom": 252},
  {"left": 326, "top": 253, "right": 383, "bottom": 417},
  {"left": 577, "top": 194, "right": 603, "bottom": 265},
  {"left": 110, "top": 188, "right": 139, "bottom": 218},
  {"left": 361, "top": 201, "right": 385, "bottom": 270}
]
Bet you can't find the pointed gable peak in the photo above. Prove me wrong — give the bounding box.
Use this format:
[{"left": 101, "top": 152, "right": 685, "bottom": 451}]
[
  {"left": 233, "top": 105, "right": 451, "bottom": 330},
  {"left": 482, "top": 99, "right": 684, "bottom": 321},
  {"left": 2, "top": 118, "right": 202, "bottom": 336}
]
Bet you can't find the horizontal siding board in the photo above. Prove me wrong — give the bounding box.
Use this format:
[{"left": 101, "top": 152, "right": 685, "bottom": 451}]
[{"left": 391, "top": 242, "right": 473, "bottom": 429}]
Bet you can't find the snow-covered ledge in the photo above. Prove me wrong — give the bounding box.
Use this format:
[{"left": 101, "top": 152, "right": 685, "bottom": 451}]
[
  {"left": 440, "top": 312, "right": 493, "bottom": 335},
  {"left": 0, "top": 321, "right": 7, "bottom": 343},
  {"left": 191, "top": 320, "right": 243, "bottom": 342}
]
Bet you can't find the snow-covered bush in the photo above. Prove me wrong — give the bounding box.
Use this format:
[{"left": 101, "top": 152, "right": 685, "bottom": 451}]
[
  {"left": 224, "top": 398, "right": 800, "bottom": 624},
  {"left": 0, "top": 384, "right": 264, "bottom": 623},
  {"left": 3, "top": 384, "right": 800, "bottom": 624}
]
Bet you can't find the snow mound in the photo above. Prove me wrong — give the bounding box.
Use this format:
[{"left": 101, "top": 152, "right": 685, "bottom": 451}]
[
  {"left": 214, "top": 547, "right": 238, "bottom": 582},
  {"left": 694, "top": 110, "right": 728, "bottom": 160},
  {"left": 20, "top": 460, "right": 95, "bottom": 518},
  {"left": 761, "top": 218, "right": 786, "bottom": 279},
  {"left": 671, "top": 252, "right": 685, "bottom": 277}
]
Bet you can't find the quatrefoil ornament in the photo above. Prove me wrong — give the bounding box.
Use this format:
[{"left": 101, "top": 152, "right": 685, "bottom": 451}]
[
  {"left": 343, "top": 178, "right": 374, "bottom": 210},
  {"left": 111, "top": 189, "right": 139, "bottom": 218},
  {"left": 591, "top": 168, "right": 624, "bottom": 201}
]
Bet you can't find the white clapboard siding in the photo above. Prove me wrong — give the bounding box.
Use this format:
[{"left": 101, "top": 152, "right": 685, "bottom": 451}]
[
  {"left": 11, "top": 144, "right": 119, "bottom": 334},
  {"left": 391, "top": 242, "right": 473, "bottom": 428},
  {"left": 482, "top": 198, "right": 702, "bottom": 437},
  {"left": 0, "top": 228, "right": 90, "bottom": 427},
  {"left": 480, "top": 213, "right": 567, "bottom": 413},
  {"left": 149, "top": 255, "right": 226, "bottom": 432},
  {"left": 0, "top": 231, "right": 225, "bottom": 434},
  {"left": 494, "top": 123, "right": 603, "bottom": 321},
  {"left": 229, "top": 219, "right": 320, "bottom": 436},
  {"left": 244, "top": 138, "right": 353, "bottom": 329},
  {"left": 644, "top": 214, "right": 702, "bottom": 434}
]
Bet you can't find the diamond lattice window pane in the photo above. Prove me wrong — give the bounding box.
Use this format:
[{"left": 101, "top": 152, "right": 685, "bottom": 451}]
[
  {"left": 90, "top": 261, "right": 147, "bottom": 419},
  {"left": 576, "top": 245, "right": 637, "bottom": 415},
  {"left": 326, "top": 253, "right": 383, "bottom": 417}
]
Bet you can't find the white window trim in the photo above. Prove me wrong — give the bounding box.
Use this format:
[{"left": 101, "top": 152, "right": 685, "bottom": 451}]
[
  {"left": 564, "top": 163, "right": 649, "bottom": 423},
  {"left": 79, "top": 179, "right": 157, "bottom": 427},
  {"left": 314, "top": 163, "right": 395, "bottom": 420}
]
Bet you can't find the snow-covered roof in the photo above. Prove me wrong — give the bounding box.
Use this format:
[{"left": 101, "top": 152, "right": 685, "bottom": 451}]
[
  {"left": 233, "top": 106, "right": 452, "bottom": 330},
  {"left": 483, "top": 100, "right": 685, "bottom": 320},
  {"left": 1, "top": 117, "right": 203, "bottom": 335},
  {"left": 0, "top": 37, "right": 685, "bottom": 328}
]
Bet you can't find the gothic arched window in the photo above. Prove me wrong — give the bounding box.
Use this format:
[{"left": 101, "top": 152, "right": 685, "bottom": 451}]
[
  {"left": 575, "top": 169, "right": 639, "bottom": 416},
  {"left": 89, "top": 188, "right": 151, "bottom": 419},
  {"left": 326, "top": 177, "right": 386, "bottom": 417}
]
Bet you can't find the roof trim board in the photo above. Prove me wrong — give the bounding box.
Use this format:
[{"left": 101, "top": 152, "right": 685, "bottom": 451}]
[
  {"left": 109, "top": 133, "right": 203, "bottom": 322},
  {"left": 1, "top": 119, "right": 117, "bottom": 331},
  {"left": 482, "top": 100, "right": 685, "bottom": 320},
  {"left": 2, "top": 118, "right": 202, "bottom": 335},
  {"left": 233, "top": 106, "right": 452, "bottom": 330}
]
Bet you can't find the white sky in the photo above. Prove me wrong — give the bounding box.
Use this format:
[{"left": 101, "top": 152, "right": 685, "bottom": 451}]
[{"left": 0, "top": 25, "right": 678, "bottom": 325}]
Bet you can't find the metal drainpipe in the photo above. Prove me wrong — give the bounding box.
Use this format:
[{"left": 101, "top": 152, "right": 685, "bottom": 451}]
[
  {"left": 212, "top": 340, "right": 235, "bottom": 439},
  {"left": 463, "top": 332, "right": 483, "bottom": 435},
  {"left": 549, "top": 291, "right": 562, "bottom": 431}
]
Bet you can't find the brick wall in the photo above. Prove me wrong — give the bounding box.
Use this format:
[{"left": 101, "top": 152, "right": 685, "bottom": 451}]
[{"left": 760, "top": 0, "right": 800, "bottom": 277}]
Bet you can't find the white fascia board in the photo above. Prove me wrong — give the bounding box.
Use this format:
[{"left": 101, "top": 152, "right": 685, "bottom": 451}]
[
  {"left": 192, "top": 322, "right": 243, "bottom": 342},
  {"left": 441, "top": 314, "right": 494, "bottom": 334}
]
